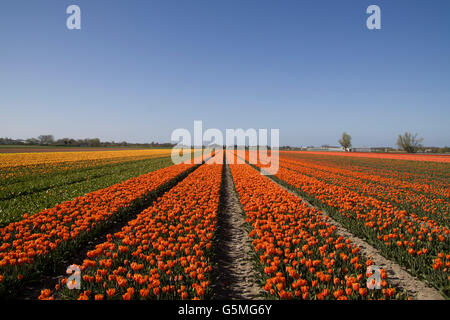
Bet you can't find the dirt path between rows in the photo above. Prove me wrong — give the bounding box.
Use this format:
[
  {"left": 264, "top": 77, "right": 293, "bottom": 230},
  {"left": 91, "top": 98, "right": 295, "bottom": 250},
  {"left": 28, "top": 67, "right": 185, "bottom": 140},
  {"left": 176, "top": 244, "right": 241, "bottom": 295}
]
[
  {"left": 211, "top": 161, "right": 264, "bottom": 300},
  {"left": 261, "top": 170, "right": 445, "bottom": 300}
]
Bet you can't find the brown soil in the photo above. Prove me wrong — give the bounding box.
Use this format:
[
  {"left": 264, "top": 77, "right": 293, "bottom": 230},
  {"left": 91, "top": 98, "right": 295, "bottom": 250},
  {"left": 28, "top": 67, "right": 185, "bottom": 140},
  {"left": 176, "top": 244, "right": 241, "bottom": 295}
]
[
  {"left": 264, "top": 172, "right": 445, "bottom": 300},
  {"left": 211, "top": 161, "right": 264, "bottom": 300}
]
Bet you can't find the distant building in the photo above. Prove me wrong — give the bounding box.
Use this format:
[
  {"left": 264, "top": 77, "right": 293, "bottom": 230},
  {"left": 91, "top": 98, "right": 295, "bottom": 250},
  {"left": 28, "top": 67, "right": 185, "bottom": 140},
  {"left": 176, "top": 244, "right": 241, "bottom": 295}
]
[
  {"left": 306, "top": 146, "right": 345, "bottom": 152},
  {"left": 350, "top": 147, "right": 394, "bottom": 153},
  {"left": 371, "top": 147, "right": 393, "bottom": 153},
  {"left": 350, "top": 147, "right": 372, "bottom": 152}
]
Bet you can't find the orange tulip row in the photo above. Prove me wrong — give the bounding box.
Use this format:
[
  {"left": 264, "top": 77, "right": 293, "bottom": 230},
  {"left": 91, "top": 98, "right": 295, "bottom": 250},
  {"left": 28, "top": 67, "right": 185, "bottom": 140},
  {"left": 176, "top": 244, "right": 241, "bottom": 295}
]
[
  {"left": 259, "top": 163, "right": 449, "bottom": 296},
  {"left": 39, "top": 152, "right": 224, "bottom": 300},
  {"left": 0, "top": 161, "right": 199, "bottom": 296},
  {"left": 228, "top": 158, "right": 405, "bottom": 300}
]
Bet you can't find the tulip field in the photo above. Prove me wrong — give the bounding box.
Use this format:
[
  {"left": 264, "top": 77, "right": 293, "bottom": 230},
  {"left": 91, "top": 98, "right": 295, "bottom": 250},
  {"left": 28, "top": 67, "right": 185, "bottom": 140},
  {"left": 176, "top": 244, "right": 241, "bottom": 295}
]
[{"left": 0, "top": 148, "right": 448, "bottom": 300}]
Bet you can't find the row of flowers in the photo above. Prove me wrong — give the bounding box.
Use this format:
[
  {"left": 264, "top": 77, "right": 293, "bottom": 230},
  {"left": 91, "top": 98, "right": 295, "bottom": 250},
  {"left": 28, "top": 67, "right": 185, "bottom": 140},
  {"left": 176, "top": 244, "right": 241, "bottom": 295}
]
[
  {"left": 39, "top": 152, "right": 224, "bottom": 300},
  {"left": 279, "top": 151, "right": 449, "bottom": 197},
  {"left": 280, "top": 151, "right": 450, "bottom": 163},
  {"left": 0, "top": 159, "right": 202, "bottom": 297},
  {"left": 278, "top": 158, "right": 449, "bottom": 227},
  {"left": 228, "top": 155, "right": 405, "bottom": 300},
  {"left": 1, "top": 153, "right": 172, "bottom": 187},
  {"left": 0, "top": 149, "right": 173, "bottom": 169},
  {"left": 262, "top": 162, "right": 449, "bottom": 297}
]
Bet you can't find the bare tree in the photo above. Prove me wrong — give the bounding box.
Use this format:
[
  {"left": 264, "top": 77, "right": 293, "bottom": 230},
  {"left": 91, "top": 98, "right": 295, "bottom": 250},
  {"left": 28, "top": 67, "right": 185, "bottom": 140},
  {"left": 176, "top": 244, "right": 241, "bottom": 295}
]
[
  {"left": 338, "top": 132, "right": 352, "bottom": 151},
  {"left": 396, "top": 132, "right": 423, "bottom": 153},
  {"left": 37, "top": 135, "right": 54, "bottom": 145}
]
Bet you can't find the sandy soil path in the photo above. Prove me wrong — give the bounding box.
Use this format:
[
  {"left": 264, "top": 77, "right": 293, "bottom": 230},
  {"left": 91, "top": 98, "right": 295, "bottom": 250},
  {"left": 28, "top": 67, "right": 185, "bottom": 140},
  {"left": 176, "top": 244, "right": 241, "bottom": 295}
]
[{"left": 211, "top": 161, "right": 264, "bottom": 300}]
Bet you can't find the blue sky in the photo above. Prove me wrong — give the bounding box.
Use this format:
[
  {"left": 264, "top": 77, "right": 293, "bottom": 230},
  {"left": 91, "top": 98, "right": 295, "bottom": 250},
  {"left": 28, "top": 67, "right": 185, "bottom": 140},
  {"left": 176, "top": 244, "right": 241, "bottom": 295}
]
[{"left": 0, "top": 0, "right": 449, "bottom": 147}]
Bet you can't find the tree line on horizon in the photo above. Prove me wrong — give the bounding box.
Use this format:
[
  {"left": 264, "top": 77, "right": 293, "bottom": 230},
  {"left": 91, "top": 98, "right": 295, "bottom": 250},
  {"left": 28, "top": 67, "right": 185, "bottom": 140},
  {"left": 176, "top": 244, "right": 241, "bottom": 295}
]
[
  {"left": 0, "top": 135, "right": 175, "bottom": 148},
  {"left": 336, "top": 132, "right": 450, "bottom": 153}
]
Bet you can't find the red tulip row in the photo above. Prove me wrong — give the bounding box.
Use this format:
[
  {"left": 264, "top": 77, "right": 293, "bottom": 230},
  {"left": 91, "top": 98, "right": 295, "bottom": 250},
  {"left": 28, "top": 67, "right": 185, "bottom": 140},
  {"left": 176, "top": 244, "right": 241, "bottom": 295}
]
[
  {"left": 280, "top": 151, "right": 449, "bottom": 197},
  {"left": 278, "top": 158, "right": 449, "bottom": 226}
]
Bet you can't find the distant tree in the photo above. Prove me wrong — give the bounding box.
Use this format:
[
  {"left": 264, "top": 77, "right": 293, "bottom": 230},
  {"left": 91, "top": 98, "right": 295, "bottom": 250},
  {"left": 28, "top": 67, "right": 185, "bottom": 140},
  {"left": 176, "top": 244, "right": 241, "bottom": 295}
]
[
  {"left": 87, "top": 138, "right": 101, "bottom": 147},
  {"left": 37, "top": 135, "right": 54, "bottom": 145},
  {"left": 0, "top": 137, "right": 12, "bottom": 145},
  {"left": 438, "top": 146, "right": 450, "bottom": 153},
  {"left": 396, "top": 132, "right": 423, "bottom": 153},
  {"left": 0, "top": 135, "right": 176, "bottom": 148},
  {"left": 338, "top": 132, "right": 352, "bottom": 151},
  {"left": 55, "top": 138, "right": 72, "bottom": 146}
]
